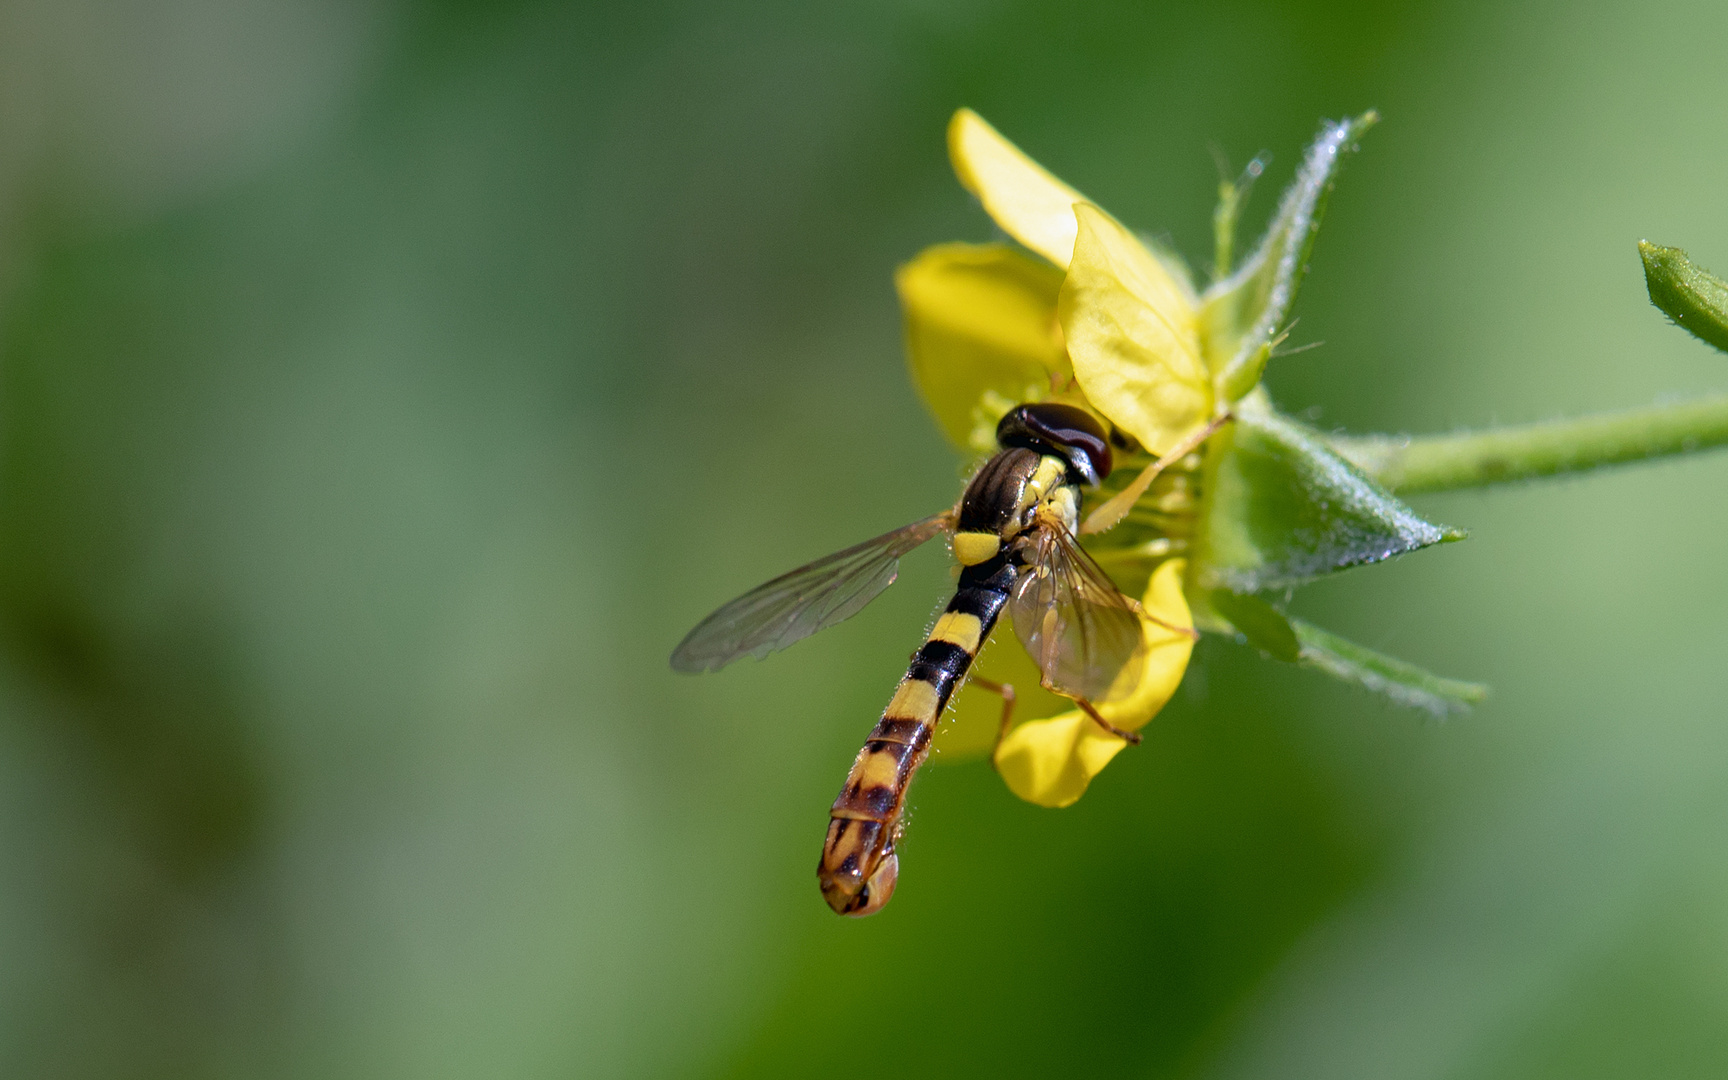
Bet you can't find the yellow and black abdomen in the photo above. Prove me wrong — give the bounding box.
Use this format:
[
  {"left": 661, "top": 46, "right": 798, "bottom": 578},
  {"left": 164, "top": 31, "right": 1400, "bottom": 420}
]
[
  {"left": 818, "top": 446, "right": 1073, "bottom": 916},
  {"left": 818, "top": 554, "right": 1018, "bottom": 915}
]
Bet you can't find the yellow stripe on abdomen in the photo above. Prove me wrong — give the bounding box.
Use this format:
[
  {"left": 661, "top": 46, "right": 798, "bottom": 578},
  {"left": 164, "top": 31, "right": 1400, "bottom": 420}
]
[
  {"left": 820, "top": 540, "right": 1018, "bottom": 916},
  {"left": 884, "top": 678, "right": 941, "bottom": 723},
  {"left": 929, "top": 610, "right": 984, "bottom": 653}
]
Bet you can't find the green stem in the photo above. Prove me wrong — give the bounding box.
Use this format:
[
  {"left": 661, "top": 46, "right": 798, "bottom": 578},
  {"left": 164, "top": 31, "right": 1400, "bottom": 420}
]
[{"left": 1330, "top": 394, "right": 1728, "bottom": 494}]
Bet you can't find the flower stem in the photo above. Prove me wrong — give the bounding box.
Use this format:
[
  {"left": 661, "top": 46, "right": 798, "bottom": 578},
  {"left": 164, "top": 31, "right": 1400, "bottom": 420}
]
[{"left": 1331, "top": 394, "right": 1728, "bottom": 494}]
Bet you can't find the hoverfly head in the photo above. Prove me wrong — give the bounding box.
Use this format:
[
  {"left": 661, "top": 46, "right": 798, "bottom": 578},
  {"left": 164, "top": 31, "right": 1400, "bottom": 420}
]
[{"left": 996, "top": 403, "right": 1113, "bottom": 487}]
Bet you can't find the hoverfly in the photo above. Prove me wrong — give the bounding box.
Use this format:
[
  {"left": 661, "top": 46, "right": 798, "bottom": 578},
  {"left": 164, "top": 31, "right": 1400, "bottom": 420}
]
[{"left": 671, "top": 402, "right": 1184, "bottom": 916}]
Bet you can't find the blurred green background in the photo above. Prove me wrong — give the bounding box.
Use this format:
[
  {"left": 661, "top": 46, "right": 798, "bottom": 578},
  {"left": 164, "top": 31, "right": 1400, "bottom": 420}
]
[{"left": 1, "top": 1, "right": 1726, "bottom": 1077}]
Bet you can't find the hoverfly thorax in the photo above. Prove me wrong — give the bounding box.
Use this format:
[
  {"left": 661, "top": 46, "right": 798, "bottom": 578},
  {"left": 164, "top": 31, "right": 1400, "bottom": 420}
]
[{"left": 951, "top": 403, "right": 1112, "bottom": 568}]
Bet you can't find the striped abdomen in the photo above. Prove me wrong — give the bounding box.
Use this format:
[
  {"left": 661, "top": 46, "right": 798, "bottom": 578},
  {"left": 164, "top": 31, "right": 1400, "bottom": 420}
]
[{"left": 818, "top": 555, "right": 1016, "bottom": 916}]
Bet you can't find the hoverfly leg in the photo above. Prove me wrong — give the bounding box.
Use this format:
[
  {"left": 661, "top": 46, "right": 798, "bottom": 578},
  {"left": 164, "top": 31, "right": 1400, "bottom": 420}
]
[
  {"left": 1122, "top": 597, "right": 1202, "bottom": 640},
  {"left": 1075, "top": 697, "right": 1143, "bottom": 746},
  {"left": 970, "top": 676, "right": 1018, "bottom": 770},
  {"left": 1081, "top": 412, "right": 1234, "bottom": 536}
]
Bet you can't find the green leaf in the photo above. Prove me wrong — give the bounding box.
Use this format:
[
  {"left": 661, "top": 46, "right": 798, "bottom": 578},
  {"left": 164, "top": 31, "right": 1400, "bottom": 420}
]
[
  {"left": 1640, "top": 241, "right": 1728, "bottom": 354},
  {"left": 1197, "top": 407, "right": 1463, "bottom": 593},
  {"left": 1208, "top": 589, "right": 1300, "bottom": 662},
  {"left": 1291, "top": 618, "right": 1487, "bottom": 716},
  {"left": 1202, "top": 111, "right": 1378, "bottom": 398}
]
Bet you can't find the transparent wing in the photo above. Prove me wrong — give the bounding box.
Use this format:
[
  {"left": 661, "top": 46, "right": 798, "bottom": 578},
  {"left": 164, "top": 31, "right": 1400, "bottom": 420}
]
[
  {"left": 670, "top": 513, "right": 953, "bottom": 673},
  {"left": 1009, "top": 524, "right": 1146, "bottom": 701}
]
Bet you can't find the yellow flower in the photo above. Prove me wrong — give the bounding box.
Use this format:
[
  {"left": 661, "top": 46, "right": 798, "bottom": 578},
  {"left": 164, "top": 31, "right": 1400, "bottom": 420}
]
[
  {"left": 906, "top": 109, "right": 1217, "bottom": 806},
  {"left": 900, "top": 106, "right": 1489, "bottom": 768},
  {"left": 939, "top": 109, "right": 1215, "bottom": 455}
]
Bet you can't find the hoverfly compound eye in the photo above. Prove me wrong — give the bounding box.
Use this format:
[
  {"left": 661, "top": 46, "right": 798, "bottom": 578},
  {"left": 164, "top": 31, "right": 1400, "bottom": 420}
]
[{"left": 995, "top": 403, "right": 1113, "bottom": 486}]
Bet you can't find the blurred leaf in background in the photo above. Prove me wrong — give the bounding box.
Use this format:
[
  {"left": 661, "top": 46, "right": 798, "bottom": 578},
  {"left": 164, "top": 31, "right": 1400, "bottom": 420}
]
[{"left": 0, "top": 1, "right": 1726, "bottom": 1079}]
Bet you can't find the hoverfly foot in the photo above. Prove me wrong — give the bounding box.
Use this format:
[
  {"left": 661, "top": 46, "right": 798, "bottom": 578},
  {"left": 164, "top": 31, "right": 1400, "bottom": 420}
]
[{"left": 1076, "top": 698, "right": 1142, "bottom": 745}]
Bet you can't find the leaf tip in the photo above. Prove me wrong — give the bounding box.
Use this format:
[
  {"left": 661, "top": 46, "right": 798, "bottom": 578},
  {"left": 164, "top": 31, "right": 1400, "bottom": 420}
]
[{"left": 1639, "top": 240, "right": 1728, "bottom": 353}]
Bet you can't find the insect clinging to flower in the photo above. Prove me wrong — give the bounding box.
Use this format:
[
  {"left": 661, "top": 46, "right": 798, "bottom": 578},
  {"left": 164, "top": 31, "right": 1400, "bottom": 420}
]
[
  {"left": 673, "top": 401, "right": 1209, "bottom": 915},
  {"left": 673, "top": 106, "right": 1482, "bottom": 916}
]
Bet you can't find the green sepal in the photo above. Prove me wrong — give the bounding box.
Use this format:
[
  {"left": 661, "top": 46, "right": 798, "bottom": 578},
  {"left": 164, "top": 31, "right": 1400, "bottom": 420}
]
[
  {"left": 1197, "top": 407, "right": 1463, "bottom": 593},
  {"left": 1202, "top": 111, "right": 1377, "bottom": 398},
  {"left": 1210, "top": 155, "right": 1266, "bottom": 281},
  {"left": 1641, "top": 241, "right": 1728, "bottom": 354},
  {"left": 1208, "top": 589, "right": 1300, "bottom": 662},
  {"left": 1219, "top": 340, "right": 1272, "bottom": 403},
  {"left": 1291, "top": 618, "right": 1487, "bottom": 716}
]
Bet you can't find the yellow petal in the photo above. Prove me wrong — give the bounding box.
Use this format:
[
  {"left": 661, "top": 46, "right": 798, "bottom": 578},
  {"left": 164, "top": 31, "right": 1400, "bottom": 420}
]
[
  {"left": 993, "top": 559, "right": 1194, "bottom": 807},
  {"left": 948, "top": 109, "right": 1088, "bottom": 269},
  {"left": 1060, "top": 203, "right": 1212, "bottom": 455},
  {"left": 1089, "top": 556, "right": 1195, "bottom": 730},
  {"left": 896, "top": 242, "right": 1069, "bottom": 450},
  {"left": 991, "top": 712, "right": 1129, "bottom": 808}
]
